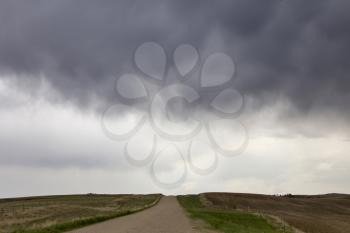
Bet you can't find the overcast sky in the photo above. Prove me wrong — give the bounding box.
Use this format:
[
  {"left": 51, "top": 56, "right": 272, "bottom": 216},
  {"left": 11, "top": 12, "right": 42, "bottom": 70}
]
[{"left": 1, "top": 0, "right": 350, "bottom": 198}]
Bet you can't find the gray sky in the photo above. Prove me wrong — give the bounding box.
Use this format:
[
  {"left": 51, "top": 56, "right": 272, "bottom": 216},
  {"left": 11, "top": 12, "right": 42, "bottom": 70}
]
[{"left": 0, "top": 0, "right": 349, "bottom": 197}]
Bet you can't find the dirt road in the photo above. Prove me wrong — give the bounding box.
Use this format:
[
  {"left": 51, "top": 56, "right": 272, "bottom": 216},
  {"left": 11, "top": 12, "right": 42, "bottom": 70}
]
[{"left": 67, "top": 196, "right": 203, "bottom": 233}]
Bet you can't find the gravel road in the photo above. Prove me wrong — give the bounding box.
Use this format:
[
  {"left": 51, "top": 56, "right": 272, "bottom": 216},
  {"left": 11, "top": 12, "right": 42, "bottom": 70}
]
[{"left": 67, "top": 196, "right": 204, "bottom": 233}]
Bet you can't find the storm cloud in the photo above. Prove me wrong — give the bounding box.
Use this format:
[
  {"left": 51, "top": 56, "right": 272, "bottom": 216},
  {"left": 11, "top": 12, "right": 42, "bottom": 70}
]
[
  {"left": 1, "top": 0, "right": 350, "bottom": 197},
  {"left": 0, "top": 0, "right": 349, "bottom": 118}
]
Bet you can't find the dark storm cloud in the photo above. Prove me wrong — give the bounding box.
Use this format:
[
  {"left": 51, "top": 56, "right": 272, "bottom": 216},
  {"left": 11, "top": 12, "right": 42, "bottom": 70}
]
[{"left": 0, "top": 0, "right": 349, "bottom": 118}]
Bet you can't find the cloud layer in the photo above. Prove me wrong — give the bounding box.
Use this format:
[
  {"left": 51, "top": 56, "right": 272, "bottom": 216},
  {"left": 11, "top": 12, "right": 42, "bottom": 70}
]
[
  {"left": 0, "top": 0, "right": 350, "bottom": 197},
  {"left": 0, "top": 0, "right": 349, "bottom": 117}
]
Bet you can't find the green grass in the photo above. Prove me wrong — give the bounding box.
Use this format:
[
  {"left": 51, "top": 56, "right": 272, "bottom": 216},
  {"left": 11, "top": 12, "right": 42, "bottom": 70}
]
[{"left": 177, "top": 195, "right": 293, "bottom": 233}]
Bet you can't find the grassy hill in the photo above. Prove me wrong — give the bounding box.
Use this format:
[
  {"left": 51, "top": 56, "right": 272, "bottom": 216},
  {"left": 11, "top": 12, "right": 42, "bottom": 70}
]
[
  {"left": 0, "top": 194, "right": 161, "bottom": 233},
  {"left": 188, "top": 192, "right": 350, "bottom": 233}
]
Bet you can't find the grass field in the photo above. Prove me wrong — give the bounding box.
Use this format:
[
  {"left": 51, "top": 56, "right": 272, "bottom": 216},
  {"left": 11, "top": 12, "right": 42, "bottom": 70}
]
[
  {"left": 178, "top": 195, "right": 292, "bottom": 233},
  {"left": 203, "top": 192, "right": 350, "bottom": 233},
  {"left": 0, "top": 194, "right": 161, "bottom": 233}
]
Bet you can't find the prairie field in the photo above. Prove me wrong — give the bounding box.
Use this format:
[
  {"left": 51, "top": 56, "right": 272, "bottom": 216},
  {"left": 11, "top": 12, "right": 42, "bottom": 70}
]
[
  {"left": 0, "top": 194, "right": 160, "bottom": 233},
  {"left": 178, "top": 195, "right": 293, "bottom": 233},
  {"left": 203, "top": 192, "right": 350, "bottom": 233}
]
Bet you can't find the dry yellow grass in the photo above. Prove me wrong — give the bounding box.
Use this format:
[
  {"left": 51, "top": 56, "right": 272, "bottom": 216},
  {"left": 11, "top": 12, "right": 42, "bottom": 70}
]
[
  {"left": 0, "top": 194, "right": 160, "bottom": 233},
  {"left": 203, "top": 192, "right": 350, "bottom": 233}
]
